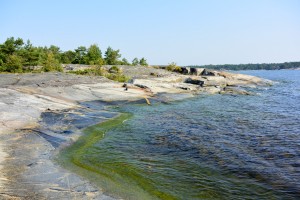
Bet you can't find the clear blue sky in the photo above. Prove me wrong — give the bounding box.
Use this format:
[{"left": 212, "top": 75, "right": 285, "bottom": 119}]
[{"left": 1, "top": 0, "right": 299, "bottom": 65}]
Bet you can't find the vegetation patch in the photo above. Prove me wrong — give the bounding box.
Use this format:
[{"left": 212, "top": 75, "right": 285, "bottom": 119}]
[
  {"left": 0, "top": 36, "right": 148, "bottom": 73},
  {"left": 68, "top": 65, "right": 130, "bottom": 82},
  {"left": 166, "top": 62, "right": 182, "bottom": 73}
]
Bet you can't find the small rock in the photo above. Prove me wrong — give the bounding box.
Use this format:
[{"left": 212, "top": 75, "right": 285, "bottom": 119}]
[{"left": 184, "top": 78, "right": 204, "bottom": 86}]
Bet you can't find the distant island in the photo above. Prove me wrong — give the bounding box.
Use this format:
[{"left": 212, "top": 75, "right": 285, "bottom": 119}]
[{"left": 186, "top": 62, "right": 300, "bottom": 70}]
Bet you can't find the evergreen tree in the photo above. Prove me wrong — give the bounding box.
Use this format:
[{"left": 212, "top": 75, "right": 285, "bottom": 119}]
[
  {"left": 121, "top": 58, "right": 130, "bottom": 65},
  {"left": 60, "top": 50, "right": 76, "bottom": 64},
  {"left": 0, "top": 36, "right": 152, "bottom": 72},
  {"left": 104, "top": 46, "right": 121, "bottom": 65},
  {"left": 0, "top": 37, "right": 24, "bottom": 72},
  {"left": 139, "top": 57, "right": 148, "bottom": 66},
  {"left": 132, "top": 57, "right": 139, "bottom": 66},
  {"left": 0, "top": 37, "right": 24, "bottom": 55},
  {"left": 19, "top": 40, "right": 40, "bottom": 67},
  {"left": 48, "top": 45, "right": 61, "bottom": 61},
  {"left": 73, "top": 46, "right": 87, "bottom": 64},
  {"left": 42, "top": 52, "right": 62, "bottom": 72},
  {"left": 86, "top": 44, "right": 104, "bottom": 65}
]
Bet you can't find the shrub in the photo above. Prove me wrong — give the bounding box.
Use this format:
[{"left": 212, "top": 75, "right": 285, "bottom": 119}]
[
  {"left": 3, "top": 54, "right": 23, "bottom": 73},
  {"left": 92, "top": 65, "right": 105, "bottom": 76},
  {"left": 109, "top": 66, "right": 121, "bottom": 74},
  {"left": 166, "top": 62, "right": 181, "bottom": 73},
  {"left": 139, "top": 57, "right": 148, "bottom": 66},
  {"left": 69, "top": 65, "right": 129, "bottom": 82},
  {"left": 132, "top": 58, "right": 139, "bottom": 66},
  {"left": 68, "top": 65, "right": 105, "bottom": 76},
  {"left": 42, "top": 52, "right": 63, "bottom": 72},
  {"left": 173, "top": 66, "right": 182, "bottom": 72},
  {"left": 105, "top": 73, "right": 129, "bottom": 82}
]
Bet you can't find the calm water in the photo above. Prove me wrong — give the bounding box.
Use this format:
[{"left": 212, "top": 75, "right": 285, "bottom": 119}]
[{"left": 79, "top": 70, "right": 300, "bottom": 199}]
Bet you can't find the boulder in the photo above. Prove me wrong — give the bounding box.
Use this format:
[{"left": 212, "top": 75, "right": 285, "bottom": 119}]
[
  {"left": 201, "top": 69, "right": 216, "bottom": 76},
  {"left": 184, "top": 78, "right": 204, "bottom": 86},
  {"left": 180, "top": 67, "right": 190, "bottom": 74},
  {"left": 190, "top": 68, "right": 205, "bottom": 76}
]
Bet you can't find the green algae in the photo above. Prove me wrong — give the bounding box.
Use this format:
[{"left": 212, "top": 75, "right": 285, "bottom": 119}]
[{"left": 57, "top": 113, "right": 176, "bottom": 200}]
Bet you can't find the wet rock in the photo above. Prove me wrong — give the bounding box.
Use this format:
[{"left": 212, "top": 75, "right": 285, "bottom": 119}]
[{"left": 221, "top": 87, "right": 252, "bottom": 95}]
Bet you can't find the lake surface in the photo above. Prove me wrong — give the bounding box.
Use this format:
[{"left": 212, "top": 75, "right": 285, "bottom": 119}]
[{"left": 64, "top": 70, "right": 300, "bottom": 199}]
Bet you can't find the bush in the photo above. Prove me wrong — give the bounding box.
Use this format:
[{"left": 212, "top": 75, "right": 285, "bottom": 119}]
[
  {"left": 3, "top": 54, "right": 23, "bottom": 73},
  {"left": 105, "top": 73, "right": 129, "bottom": 82},
  {"left": 68, "top": 65, "right": 105, "bottom": 76},
  {"left": 166, "top": 62, "right": 181, "bottom": 72},
  {"left": 109, "top": 66, "right": 121, "bottom": 74},
  {"left": 173, "top": 66, "right": 182, "bottom": 73},
  {"left": 92, "top": 65, "right": 105, "bottom": 76},
  {"left": 139, "top": 57, "right": 148, "bottom": 66},
  {"left": 69, "top": 69, "right": 91, "bottom": 75},
  {"left": 42, "top": 52, "right": 63, "bottom": 72},
  {"left": 69, "top": 65, "right": 129, "bottom": 82}
]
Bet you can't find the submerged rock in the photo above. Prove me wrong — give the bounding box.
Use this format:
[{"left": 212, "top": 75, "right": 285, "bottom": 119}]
[{"left": 220, "top": 87, "right": 252, "bottom": 95}]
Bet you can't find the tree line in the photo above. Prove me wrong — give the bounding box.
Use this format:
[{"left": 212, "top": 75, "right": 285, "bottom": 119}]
[
  {"left": 187, "top": 62, "right": 300, "bottom": 70},
  {"left": 0, "top": 37, "right": 148, "bottom": 73}
]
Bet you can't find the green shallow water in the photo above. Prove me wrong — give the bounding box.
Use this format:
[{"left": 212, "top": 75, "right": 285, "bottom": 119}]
[
  {"left": 58, "top": 113, "right": 176, "bottom": 199},
  {"left": 57, "top": 113, "right": 157, "bottom": 200},
  {"left": 57, "top": 70, "right": 300, "bottom": 199}
]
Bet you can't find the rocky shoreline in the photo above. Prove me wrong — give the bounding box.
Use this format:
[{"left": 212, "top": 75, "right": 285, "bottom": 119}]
[{"left": 0, "top": 66, "right": 271, "bottom": 199}]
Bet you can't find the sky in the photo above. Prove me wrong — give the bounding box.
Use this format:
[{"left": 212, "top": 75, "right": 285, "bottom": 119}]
[{"left": 0, "top": 0, "right": 300, "bottom": 65}]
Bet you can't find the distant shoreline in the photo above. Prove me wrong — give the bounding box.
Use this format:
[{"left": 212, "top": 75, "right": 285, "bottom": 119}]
[{"left": 184, "top": 61, "right": 300, "bottom": 71}]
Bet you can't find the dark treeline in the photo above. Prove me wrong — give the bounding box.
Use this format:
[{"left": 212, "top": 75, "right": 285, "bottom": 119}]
[
  {"left": 0, "top": 37, "right": 148, "bottom": 73},
  {"left": 187, "top": 62, "right": 300, "bottom": 70}
]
